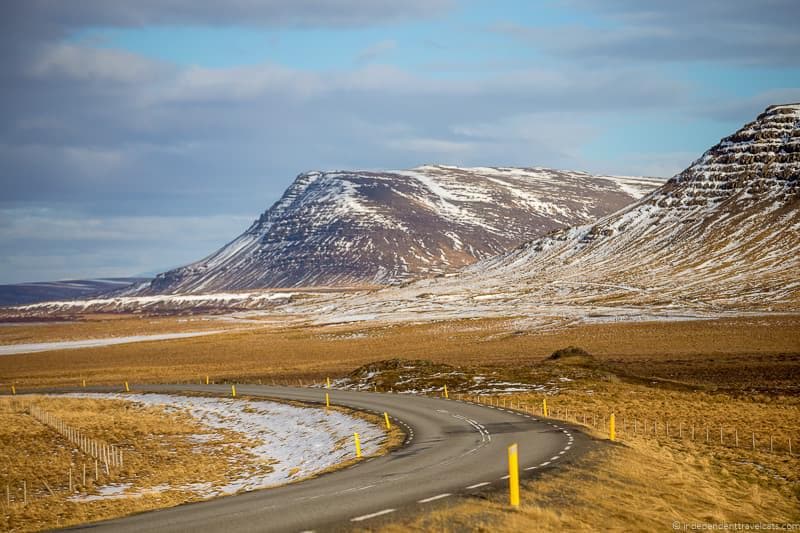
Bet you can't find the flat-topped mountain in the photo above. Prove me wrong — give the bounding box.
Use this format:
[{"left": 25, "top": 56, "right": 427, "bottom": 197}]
[{"left": 145, "top": 166, "right": 660, "bottom": 294}]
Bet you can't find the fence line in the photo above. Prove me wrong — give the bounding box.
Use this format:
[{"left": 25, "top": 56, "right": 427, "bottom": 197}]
[
  {"left": 457, "top": 394, "right": 796, "bottom": 457},
  {"left": 28, "top": 405, "right": 123, "bottom": 472}
]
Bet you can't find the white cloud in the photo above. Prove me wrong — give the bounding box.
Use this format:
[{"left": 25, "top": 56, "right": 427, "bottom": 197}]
[
  {"left": 29, "top": 44, "right": 167, "bottom": 83},
  {"left": 0, "top": 209, "right": 253, "bottom": 243}
]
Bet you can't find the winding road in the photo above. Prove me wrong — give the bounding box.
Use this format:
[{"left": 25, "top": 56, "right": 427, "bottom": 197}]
[{"left": 69, "top": 383, "right": 593, "bottom": 532}]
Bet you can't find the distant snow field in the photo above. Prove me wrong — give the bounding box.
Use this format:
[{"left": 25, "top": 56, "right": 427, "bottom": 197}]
[{"left": 64, "top": 393, "right": 385, "bottom": 500}]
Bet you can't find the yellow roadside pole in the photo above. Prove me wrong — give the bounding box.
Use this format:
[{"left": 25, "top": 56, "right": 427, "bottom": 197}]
[
  {"left": 610, "top": 413, "right": 616, "bottom": 441},
  {"left": 443, "top": 384, "right": 449, "bottom": 399},
  {"left": 354, "top": 433, "right": 362, "bottom": 458},
  {"left": 326, "top": 377, "right": 331, "bottom": 389},
  {"left": 543, "top": 398, "right": 548, "bottom": 417},
  {"left": 325, "top": 392, "right": 330, "bottom": 410},
  {"left": 82, "top": 379, "right": 86, "bottom": 388},
  {"left": 205, "top": 375, "right": 209, "bottom": 385},
  {"left": 231, "top": 384, "right": 237, "bottom": 397},
  {"left": 384, "top": 412, "right": 391, "bottom": 429},
  {"left": 124, "top": 381, "right": 130, "bottom": 392},
  {"left": 508, "top": 443, "right": 520, "bottom": 508},
  {"left": 11, "top": 385, "right": 16, "bottom": 395}
]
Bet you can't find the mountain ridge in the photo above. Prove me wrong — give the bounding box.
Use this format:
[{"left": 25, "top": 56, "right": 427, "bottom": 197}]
[{"left": 143, "top": 165, "right": 660, "bottom": 294}]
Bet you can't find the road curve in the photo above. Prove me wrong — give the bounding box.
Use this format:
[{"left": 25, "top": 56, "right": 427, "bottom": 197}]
[{"left": 67, "top": 383, "right": 594, "bottom": 532}]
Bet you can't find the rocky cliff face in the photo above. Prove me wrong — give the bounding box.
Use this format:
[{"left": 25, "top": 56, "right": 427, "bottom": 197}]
[
  {"left": 145, "top": 165, "right": 659, "bottom": 294},
  {"left": 315, "top": 104, "right": 800, "bottom": 323}
]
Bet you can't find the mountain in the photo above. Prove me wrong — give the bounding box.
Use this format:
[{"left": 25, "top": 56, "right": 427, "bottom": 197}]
[
  {"left": 0, "top": 278, "right": 149, "bottom": 308},
  {"left": 145, "top": 166, "right": 660, "bottom": 294},
  {"left": 315, "top": 104, "right": 800, "bottom": 323}
]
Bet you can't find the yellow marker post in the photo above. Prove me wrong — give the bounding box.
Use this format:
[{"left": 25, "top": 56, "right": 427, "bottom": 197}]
[
  {"left": 384, "top": 412, "right": 391, "bottom": 430},
  {"left": 231, "top": 384, "right": 237, "bottom": 397},
  {"left": 205, "top": 375, "right": 209, "bottom": 385},
  {"left": 542, "top": 398, "right": 548, "bottom": 417},
  {"left": 326, "top": 377, "right": 331, "bottom": 389},
  {"left": 325, "top": 392, "right": 330, "bottom": 411},
  {"left": 124, "top": 381, "right": 129, "bottom": 392},
  {"left": 11, "top": 385, "right": 16, "bottom": 395},
  {"left": 609, "top": 413, "right": 616, "bottom": 441},
  {"left": 354, "top": 433, "right": 362, "bottom": 458},
  {"left": 508, "top": 443, "right": 520, "bottom": 508},
  {"left": 82, "top": 379, "right": 86, "bottom": 388},
  {"left": 443, "top": 384, "right": 449, "bottom": 399}
]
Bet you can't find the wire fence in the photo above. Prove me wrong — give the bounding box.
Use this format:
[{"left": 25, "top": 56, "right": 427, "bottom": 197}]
[
  {"left": 457, "top": 394, "right": 796, "bottom": 456},
  {"left": 2, "top": 400, "right": 125, "bottom": 508}
]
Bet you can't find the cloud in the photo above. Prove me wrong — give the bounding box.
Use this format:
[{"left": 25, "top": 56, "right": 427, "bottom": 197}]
[
  {"left": 28, "top": 44, "right": 169, "bottom": 83},
  {"left": 496, "top": 0, "right": 800, "bottom": 66},
  {"left": 1, "top": 0, "right": 796, "bottom": 282},
  {"left": 356, "top": 39, "right": 397, "bottom": 64},
  {"left": 0, "top": 208, "right": 254, "bottom": 283},
  {"left": 10, "top": 1, "right": 453, "bottom": 32}
]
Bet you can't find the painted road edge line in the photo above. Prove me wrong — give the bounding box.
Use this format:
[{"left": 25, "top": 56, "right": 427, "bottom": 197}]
[
  {"left": 418, "top": 493, "right": 452, "bottom": 503},
  {"left": 350, "top": 509, "right": 396, "bottom": 522},
  {"left": 466, "top": 482, "right": 491, "bottom": 489}
]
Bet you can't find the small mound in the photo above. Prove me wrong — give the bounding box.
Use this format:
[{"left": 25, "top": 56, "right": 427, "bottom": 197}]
[
  {"left": 349, "top": 358, "right": 451, "bottom": 378},
  {"left": 547, "top": 346, "right": 593, "bottom": 361}
]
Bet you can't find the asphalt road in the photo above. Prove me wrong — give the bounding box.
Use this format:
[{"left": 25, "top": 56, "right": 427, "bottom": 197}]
[{"left": 68, "top": 383, "right": 594, "bottom": 532}]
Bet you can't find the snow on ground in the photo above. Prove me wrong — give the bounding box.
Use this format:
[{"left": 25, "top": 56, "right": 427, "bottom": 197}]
[
  {"left": 64, "top": 393, "right": 384, "bottom": 500},
  {"left": 0, "top": 331, "right": 225, "bottom": 356}
]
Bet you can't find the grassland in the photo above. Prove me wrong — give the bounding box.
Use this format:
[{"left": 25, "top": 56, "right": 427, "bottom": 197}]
[
  {"left": 0, "top": 315, "right": 244, "bottom": 346},
  {"left": 1, "top": 313, "right": 798, "bottom": 531},
  {"left": 1, "top": 314, "right": 798, "bottom": 391},
  {"left": 0, "top": 395, "right": 255, "bottom": 532},
  {"left": 0, "top": 394, "right": 398, "bottom": 532}
]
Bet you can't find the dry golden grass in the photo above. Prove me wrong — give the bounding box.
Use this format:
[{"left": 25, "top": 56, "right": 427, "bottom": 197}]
[
  {"left": 0, "top": 313, "right": 798, "bottom": 530},
  {"left": 0, "top": 395, "right": 257, "bottom": 532},
  {"left": 1, "top": 314, "right": 798, "bottom": 391},
  {"left": 377, "top": 382, "right": 800, "bottom": 532},
  {"left": 0, "top": 315, "right": 243, "bottom": 346},
  {"left": 379, "top": 439, "right": 800, "bottom": 532},
  {"left": 0, "top": 394, "right": 395, "bottom": 532}
]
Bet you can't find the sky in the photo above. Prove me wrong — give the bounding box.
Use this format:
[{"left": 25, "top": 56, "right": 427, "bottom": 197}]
[{"left": 1, "top": 0, "right": 799, "bottom": 284}]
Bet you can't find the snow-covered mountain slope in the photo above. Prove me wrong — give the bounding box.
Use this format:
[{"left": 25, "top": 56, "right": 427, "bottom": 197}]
[
  {"left": 312, "top": 104, "right": 800, "bottom": 323},
  {"left": 144, "top": 166, "right": 660, "bottom": 294}
]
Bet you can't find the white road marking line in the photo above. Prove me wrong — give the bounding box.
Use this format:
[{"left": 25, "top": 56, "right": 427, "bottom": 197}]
[
  {"left": 559, "top": 450, "right": 566, "bottom": 455},
  {"left": 500, "top": 475, "right": 510, "bottom": 480},
  {"left": 466, "top": 482, "right": 491, "bottom": 489},
  {"left": 551, "top": 456, "right": 560, "bottom": 461},
  {"left": 565, "top": 445, "right": 571, "bottom": 450},
  {"left": 540, "top": 461, "right": 551, "bottom": 466},
  {"left": 524, "top": 466, "right": 538, "bottom": 471},
  {"left": 418, "top": 493, "right": 451, "bottom": 503},
  {"left": 351, "top": 509, "right": 396, "bottom": 522}
]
